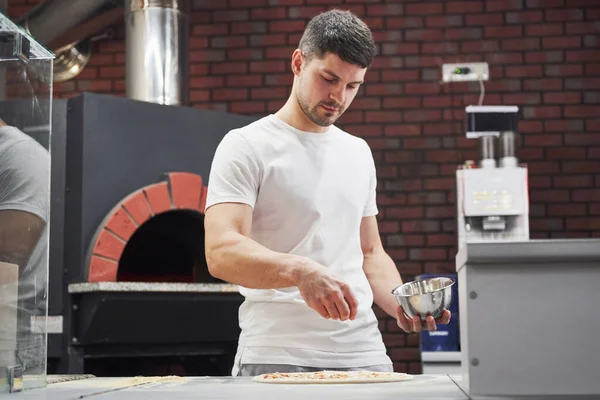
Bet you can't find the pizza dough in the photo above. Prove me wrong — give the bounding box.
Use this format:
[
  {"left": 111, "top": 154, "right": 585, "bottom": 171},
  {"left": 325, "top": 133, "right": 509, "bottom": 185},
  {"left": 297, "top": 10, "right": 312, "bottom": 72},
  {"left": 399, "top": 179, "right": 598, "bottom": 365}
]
[
  {"left": 252, "top": 370, "right": 414, "bottom": 384},
  {"left": 129, "top": 376, "right": 187, "bottom": 384}
]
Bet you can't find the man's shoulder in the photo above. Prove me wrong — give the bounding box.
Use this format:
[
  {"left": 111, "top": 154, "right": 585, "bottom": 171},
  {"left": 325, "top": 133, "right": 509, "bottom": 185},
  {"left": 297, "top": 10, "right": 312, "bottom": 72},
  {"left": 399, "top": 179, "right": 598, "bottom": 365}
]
[
  {"left": 228, "top": 115, "right": 272, "bottom": 138},
  {"left": 0, "top": 126, "right": 49, "bottom": 166},
  {"left": 0, "top": 125, "right": 46, "bottom": 148},
  {"left": 331, "top": 125, "right": 372, "bottom": 153},
  {"left": 220, "top": 115, "right": 281, "bottom": 156},
  {"left": 214, "top": 115, "right": 275, "bottom": 162},
  {"left": 0, "top": 126, "right": 28, "bottom": 150}
]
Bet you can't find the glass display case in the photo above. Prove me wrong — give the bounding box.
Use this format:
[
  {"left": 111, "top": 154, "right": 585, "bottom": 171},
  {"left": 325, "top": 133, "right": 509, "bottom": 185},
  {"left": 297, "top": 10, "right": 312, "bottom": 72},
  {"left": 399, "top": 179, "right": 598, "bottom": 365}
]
[{"left": 0, "top": 11, "right": 54, "bottom": 393}]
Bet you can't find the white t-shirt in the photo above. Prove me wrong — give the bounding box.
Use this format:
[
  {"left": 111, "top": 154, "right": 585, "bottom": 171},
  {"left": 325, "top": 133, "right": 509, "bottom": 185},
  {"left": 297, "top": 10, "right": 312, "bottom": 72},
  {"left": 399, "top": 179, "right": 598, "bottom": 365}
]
[
  {"left": 0, "top": 126, "right": 49, "bottom": 370},
  {"left": 205, "top": 114, "right": 392, "bottom": 374}
]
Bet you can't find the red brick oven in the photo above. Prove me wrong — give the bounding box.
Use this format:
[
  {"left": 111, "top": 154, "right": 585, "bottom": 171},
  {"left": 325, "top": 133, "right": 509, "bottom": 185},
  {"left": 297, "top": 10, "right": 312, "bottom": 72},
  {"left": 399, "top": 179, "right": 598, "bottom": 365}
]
[{"left": 87, "top": 172, "right": 209, "bottom": 283}]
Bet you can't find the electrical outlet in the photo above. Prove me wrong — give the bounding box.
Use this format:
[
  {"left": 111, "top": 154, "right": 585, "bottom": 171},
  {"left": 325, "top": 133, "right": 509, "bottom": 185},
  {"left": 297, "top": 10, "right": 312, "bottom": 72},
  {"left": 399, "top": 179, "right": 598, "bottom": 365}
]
[{"left": 442, "top": 62, "right": 489, "bottom": 83}]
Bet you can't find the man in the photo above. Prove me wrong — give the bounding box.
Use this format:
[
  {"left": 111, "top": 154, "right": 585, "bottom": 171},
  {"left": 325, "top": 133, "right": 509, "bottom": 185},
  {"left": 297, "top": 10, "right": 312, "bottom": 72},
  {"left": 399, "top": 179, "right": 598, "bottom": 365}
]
[
  {"left": 204, "top": 9, "right": 450, "bottom": 377},
  {"left": 0, "top": 117, "right": 49, "bottom": 376}
]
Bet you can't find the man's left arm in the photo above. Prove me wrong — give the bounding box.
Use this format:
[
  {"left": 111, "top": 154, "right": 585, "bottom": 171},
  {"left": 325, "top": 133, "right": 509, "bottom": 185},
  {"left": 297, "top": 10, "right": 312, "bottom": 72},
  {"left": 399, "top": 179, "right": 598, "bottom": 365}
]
[{"left": 360, "top": 215, "right": 450, "bottom": 332}]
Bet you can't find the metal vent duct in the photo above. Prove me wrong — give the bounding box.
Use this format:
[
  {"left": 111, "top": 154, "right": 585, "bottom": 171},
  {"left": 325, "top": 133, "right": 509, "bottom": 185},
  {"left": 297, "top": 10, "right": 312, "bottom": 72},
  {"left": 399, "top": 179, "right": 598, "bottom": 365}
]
[{"left": 17, "top": 0, "right": 122, "bottom": 82}]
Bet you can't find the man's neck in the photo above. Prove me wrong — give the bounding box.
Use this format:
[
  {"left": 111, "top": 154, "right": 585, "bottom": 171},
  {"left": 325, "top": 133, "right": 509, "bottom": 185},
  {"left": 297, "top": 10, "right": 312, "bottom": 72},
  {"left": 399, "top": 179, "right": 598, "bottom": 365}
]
[
  {"left": 0, "top": 119, "right": 6, "bottom": 128},
  {"left": 275, "top": 95, "right": 329, "bottom": 134}
]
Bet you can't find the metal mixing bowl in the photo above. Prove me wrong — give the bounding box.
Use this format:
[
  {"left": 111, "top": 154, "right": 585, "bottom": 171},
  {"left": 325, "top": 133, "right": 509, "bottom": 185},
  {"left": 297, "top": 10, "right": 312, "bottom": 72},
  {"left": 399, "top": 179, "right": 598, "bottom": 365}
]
[{"left": 391, "top": 277, "right": 455, "bottom": 320}]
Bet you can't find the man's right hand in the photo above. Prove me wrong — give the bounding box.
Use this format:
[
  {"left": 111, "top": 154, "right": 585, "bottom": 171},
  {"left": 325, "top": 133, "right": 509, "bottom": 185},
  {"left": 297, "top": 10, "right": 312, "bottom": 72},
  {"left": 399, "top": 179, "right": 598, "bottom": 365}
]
[{"left": 297, "top": 264, "right": 358, "bottom": 321}]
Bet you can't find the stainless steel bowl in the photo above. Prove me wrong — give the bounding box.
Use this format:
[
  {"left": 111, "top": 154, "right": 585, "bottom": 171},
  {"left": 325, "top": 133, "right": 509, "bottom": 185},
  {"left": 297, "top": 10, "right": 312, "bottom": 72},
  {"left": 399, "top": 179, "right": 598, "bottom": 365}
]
[{"left": 391, "top": 277, "right": 455, "bottom": 320}]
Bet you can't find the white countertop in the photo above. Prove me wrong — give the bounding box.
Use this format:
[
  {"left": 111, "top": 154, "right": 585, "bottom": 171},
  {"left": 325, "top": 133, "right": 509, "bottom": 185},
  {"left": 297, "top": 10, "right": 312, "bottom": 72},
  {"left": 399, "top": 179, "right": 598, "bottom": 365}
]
[{"left": 13, "top": 374, "right": 466, "bottom": 400}]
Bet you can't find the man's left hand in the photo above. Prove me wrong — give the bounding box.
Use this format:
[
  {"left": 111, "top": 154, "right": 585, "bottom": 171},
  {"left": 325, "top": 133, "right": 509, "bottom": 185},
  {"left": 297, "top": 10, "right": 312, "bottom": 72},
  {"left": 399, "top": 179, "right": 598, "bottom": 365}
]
[{"left": 395, "top": 306, "right": 451, "bottom": 333}]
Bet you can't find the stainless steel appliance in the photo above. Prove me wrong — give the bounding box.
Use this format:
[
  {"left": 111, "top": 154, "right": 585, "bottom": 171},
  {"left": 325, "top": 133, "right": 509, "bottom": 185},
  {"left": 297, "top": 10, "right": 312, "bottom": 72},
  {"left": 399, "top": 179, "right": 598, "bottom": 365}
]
[{"left": 456, "top": 105, "right": 529, "bottom": 249}]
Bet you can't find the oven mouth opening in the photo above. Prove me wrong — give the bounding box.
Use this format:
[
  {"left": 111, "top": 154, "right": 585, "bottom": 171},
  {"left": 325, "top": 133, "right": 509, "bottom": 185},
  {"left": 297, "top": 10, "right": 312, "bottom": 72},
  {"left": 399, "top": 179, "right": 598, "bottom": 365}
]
[{"left": 117, "top": 209, "right": 220, "bottom": 283}]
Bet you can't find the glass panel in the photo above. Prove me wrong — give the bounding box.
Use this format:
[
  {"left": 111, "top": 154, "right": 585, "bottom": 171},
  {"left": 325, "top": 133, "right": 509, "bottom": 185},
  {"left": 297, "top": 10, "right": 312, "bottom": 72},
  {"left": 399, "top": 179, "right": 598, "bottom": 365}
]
[{"left": 0, "top": 11, "right": 53, "bottom": 394}]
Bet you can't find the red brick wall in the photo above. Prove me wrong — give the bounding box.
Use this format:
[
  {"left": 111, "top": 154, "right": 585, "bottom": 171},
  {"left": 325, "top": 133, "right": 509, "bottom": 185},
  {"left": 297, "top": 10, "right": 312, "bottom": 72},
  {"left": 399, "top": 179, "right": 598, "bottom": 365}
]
[{"left": 7, "top": 0, "right": 600, "bottom": 374}]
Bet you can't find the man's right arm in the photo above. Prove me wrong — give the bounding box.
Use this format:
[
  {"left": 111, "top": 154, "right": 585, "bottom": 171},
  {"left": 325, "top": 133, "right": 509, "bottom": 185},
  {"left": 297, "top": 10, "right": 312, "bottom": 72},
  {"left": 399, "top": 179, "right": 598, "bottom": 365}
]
[
  {"left": 204, "top": 131, "right": 358, "bottom": 321},
  {"left": 204, "top": 202, "right": 317, "bottom": 289},
  {"left": 204, "top": 201, "right": 358, "bottom": 321},
  {"left": 203, "top": 131, "right": 313, "bottom": 289}
]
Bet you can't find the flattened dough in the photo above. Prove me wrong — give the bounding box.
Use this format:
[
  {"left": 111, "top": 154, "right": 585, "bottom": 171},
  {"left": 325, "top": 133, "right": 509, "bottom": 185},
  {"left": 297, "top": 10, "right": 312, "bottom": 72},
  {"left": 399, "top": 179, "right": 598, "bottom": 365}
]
[{"left": 252, "top": 370, "right": 414, "bottom": 384}]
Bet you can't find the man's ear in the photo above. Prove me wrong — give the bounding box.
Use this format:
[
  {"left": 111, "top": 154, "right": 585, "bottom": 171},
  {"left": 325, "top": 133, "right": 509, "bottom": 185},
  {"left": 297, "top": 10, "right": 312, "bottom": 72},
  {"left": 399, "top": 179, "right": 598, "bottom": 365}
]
[{"left": 291, "top": 49, "right": 304, "bottom": 77}]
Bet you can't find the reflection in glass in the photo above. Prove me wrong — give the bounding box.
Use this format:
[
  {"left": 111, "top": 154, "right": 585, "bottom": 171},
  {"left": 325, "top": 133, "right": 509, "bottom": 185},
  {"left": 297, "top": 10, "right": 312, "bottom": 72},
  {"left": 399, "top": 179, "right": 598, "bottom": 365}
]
[{"left": 0, "top": 11, "right": 53, "bottom": 393}]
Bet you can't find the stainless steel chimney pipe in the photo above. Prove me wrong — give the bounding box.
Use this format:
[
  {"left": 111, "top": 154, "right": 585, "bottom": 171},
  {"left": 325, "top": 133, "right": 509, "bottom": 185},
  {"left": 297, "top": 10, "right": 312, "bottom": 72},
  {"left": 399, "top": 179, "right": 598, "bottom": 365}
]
[{"left": 125, "top": 0, "right": 190, "bottom": 105}]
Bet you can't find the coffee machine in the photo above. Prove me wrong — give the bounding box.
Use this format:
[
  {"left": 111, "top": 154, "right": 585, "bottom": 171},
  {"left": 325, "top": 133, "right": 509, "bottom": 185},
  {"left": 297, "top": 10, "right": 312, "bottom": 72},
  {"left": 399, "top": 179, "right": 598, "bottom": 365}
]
[{"left": 456, "top": 105, "right": 529, "bottom": 248}]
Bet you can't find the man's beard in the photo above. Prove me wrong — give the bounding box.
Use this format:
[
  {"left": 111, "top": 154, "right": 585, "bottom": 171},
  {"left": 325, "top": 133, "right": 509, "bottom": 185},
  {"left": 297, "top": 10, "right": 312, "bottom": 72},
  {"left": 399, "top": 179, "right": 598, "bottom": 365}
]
[{"left": 296, "top": 79, "right": 343, "bottom": 127}]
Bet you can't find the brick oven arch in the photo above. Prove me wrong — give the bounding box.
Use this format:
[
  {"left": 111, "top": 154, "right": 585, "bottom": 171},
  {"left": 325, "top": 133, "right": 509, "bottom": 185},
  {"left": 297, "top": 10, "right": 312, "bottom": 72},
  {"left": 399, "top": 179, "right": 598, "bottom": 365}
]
[{"left": 86, "top": 172, "right": 208, "bottom": 282}]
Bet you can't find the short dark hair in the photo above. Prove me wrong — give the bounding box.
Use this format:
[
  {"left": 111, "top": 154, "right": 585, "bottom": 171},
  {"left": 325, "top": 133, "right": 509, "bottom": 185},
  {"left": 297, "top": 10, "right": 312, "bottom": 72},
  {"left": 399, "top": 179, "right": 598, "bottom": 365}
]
[{"left": 298, "top": 9, "right": 376, "bottom": 69}]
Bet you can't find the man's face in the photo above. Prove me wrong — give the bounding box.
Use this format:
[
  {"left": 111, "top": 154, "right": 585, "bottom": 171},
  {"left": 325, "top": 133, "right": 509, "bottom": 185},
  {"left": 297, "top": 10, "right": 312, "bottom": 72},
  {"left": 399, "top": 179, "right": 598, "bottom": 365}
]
[{"left": 295, "top": 52, "right": 366, "bottom": 127}]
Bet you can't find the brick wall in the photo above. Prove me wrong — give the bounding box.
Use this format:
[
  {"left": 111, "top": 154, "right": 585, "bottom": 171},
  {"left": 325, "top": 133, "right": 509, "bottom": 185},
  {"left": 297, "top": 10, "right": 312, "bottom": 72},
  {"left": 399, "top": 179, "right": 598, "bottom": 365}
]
[{"left": 7, "top": 0, "right": 600, "bottom": 374}]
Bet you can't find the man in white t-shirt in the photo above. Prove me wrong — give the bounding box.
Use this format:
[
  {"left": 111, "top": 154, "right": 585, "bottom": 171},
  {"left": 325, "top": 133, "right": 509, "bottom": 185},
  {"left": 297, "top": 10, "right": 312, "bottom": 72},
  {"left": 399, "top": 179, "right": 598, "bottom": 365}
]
[
  {"left": 0, "top": 118, "right": 49, "bottom": 375},
  {"left": 204, "top": 9, "right": 451, "bottom": 377}
]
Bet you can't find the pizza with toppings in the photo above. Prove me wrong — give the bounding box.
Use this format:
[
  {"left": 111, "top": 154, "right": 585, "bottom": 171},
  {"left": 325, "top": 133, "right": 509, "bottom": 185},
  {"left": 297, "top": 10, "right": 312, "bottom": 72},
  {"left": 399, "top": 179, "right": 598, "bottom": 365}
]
[{"left": 252, "top": 370, "right": 414, "bottom": 384}]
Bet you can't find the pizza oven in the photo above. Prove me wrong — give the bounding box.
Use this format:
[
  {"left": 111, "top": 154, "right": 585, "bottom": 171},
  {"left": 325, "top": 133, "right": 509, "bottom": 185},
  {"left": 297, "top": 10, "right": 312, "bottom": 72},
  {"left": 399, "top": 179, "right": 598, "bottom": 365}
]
[
  {"left": 44, "top": 92, "right": 257, "bottom": 377},
  {"left": 86, "top": 170, "right": 211, "bottom": 284}
]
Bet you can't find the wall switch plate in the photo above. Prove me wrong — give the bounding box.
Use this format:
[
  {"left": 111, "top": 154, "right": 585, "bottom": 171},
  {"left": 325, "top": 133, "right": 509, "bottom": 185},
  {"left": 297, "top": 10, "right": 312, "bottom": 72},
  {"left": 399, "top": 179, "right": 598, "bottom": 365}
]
[{"left": 442, "top": 62, "right": 489, "bottom": 83}]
